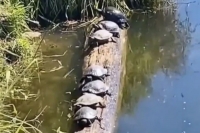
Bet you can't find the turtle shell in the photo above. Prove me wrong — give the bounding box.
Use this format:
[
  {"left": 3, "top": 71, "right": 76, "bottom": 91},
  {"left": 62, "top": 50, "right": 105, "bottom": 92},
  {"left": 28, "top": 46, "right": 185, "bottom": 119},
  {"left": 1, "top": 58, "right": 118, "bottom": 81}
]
[
  {"left": 90, "top": 29, "right": 113, "bottom": 41},
  {"left": 74, "top": 93, "right": 104, "bottom": 106},
  {"left": 74, "top": 107, "right": 97, "bottom": 120},
  {"left": 80, "top": 80, "right": 109, "bottom": 94},
  {"left": 105, "top": 7, "right": 123, "bottom": 15},
  {"left": 84, "top": 65, "right": 108, "bottom": 77},
  {"left": 104, "top": 6, "right": 127, "bottom": 20},
  {"left": 98, "top": 20, "right": 120, "bottom": 33}
]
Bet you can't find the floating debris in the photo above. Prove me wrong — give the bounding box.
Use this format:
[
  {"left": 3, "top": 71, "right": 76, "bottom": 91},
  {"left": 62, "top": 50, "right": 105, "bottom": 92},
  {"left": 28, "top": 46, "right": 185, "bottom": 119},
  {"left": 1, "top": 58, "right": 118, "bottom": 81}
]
[{"left": 22, "top": 31, "right": 41, "bottom": 39}]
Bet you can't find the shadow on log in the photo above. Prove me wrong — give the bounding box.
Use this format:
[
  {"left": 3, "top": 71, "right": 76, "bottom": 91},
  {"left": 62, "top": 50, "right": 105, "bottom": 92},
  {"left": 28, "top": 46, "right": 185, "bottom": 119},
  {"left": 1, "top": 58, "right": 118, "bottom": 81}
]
[{"left": 72, "top": 24, "right": 127, "bottom": 133}]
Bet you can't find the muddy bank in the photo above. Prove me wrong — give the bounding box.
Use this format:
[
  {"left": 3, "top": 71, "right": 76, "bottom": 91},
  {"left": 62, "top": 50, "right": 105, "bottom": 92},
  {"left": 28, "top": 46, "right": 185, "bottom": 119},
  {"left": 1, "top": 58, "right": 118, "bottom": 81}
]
[{"left": 72, "top": 26, "right": 127, "bottom": 133}]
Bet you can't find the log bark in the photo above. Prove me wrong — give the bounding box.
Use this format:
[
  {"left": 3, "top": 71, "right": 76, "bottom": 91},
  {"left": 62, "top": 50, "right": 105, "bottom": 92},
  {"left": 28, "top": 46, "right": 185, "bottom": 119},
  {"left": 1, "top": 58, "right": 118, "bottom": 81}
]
[{"left": 74, "top": 28, "right": 127, "bottom": 133}]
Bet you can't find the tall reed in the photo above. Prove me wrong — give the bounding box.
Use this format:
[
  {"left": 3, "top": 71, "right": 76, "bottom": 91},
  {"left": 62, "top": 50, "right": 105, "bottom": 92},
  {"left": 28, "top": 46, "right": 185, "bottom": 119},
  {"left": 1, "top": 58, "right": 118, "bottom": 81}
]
[{"left": 21, "top": 0, "right": 172, "bottom": 26}]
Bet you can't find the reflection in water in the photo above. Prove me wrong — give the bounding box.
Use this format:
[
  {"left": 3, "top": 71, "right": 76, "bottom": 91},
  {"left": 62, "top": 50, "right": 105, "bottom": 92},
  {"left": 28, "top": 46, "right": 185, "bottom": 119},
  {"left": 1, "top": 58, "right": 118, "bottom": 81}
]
[
  {"left": 120, "top": 11, "right": 189, "bottom": 114},
  {"left": 13, "top": 30, "right": 84, "bottom": 133},
  {"left": 117, "top": 1, "right": 200, "bottom": 133}
]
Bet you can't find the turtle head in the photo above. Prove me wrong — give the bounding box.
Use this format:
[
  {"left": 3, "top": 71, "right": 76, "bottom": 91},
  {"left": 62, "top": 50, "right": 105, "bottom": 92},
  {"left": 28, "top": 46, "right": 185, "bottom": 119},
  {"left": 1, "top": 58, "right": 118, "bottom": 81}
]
[
  {"left": 119, "top": 23, "right": 126, "bottom": 29},
  {"left": 106, "top": 91, "right": 112, "bottom": 96},
  {"left": 102, "top": 68, "right": 110, "bottom": 77},
  {"left": 79, "top": 118, "right": 88, "bottom": 126},
  {"left": 118, "top": 20, "right": 130, "bottom": 29},
  {"left": 79, "top": 77, "right": 85, "bottom": 84},
  {"left": 105, "top": 74, "right": 110, "bottom": 77}
]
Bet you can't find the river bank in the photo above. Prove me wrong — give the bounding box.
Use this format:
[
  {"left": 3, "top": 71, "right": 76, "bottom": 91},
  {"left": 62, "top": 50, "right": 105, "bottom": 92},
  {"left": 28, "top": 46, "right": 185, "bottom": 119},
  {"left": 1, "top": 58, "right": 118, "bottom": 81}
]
[{"left": 0, "top": 1, "right": 42, "bottom": 133}]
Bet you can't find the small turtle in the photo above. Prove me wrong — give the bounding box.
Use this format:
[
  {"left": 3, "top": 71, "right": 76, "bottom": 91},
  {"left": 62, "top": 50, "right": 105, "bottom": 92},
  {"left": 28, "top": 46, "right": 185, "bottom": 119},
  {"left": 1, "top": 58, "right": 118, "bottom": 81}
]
[
  {"left": 94, "top": 6, "right": 130, "bottom": 29},
  {"left": 89, "top": 29, "right": 117, "bottom": 45},
  {"left": 74, "top": 106, "right": 103, "bottom": 128},
  {"left": 80, "top": 65, "right": 110, "bottom": 86},
  {"left": 93, "top": 20, "right": 120, "bottom": 38},
  {"left": 74, "top": 93, "right": 106, "bottom": 109},
  {"left": 79, "top": 80, "right": 111, "bottom": 97}
]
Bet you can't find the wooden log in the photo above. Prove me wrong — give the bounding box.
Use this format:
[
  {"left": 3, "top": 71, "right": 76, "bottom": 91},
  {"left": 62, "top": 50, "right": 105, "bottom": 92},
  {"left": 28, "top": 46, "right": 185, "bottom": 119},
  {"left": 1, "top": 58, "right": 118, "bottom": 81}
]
[{"left": 73, "top": 27, "right": 127, "bottom": 133}]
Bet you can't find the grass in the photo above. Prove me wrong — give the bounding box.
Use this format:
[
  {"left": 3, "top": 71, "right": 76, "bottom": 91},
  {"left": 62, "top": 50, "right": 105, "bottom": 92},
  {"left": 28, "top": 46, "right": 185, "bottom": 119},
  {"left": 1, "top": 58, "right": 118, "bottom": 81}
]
[
  {"left": 0, "top": 0, "right": 43, "bottom": 133},
  {"left": 20, "top": 0, "right": 175, "bottom": 27}
]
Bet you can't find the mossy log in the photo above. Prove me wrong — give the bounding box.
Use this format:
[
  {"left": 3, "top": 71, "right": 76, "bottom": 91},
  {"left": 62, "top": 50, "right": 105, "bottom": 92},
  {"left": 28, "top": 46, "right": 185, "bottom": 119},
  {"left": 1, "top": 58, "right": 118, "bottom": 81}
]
[{"left": 74, "top": 28, "right": 127, "bottom": 133}]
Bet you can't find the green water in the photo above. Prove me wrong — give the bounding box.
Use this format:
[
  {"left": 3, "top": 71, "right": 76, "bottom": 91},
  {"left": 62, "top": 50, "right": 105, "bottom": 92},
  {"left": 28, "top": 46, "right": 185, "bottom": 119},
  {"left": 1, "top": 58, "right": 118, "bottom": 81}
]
[{"left": 14, "top": 31, "right": 84, "bottom": 132}]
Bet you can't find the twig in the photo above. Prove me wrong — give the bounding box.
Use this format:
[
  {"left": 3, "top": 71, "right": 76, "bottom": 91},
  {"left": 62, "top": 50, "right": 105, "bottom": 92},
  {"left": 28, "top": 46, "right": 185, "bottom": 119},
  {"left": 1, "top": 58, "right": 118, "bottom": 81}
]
[
  {"left": 43, "top": 50, "right": 68, "bottom": 58},
  {"left": 63, "top": 69, "right": 74, "bottom": 78},
  {"left": 0, "top": 47, "right": 20, "bottom": 57},
  {"left": 40, "top": 59, "right": 63, "bottom": 73},
  {"left": 26, "top": 106, "right": 47, "bottom": 122},
  {"left": 38, "top": 15, "right": 55, "bottom": 25}
]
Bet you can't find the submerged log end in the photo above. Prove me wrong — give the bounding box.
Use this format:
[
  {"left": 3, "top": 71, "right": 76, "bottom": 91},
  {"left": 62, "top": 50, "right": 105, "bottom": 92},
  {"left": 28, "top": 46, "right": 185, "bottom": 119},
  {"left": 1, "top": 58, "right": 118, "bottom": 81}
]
[{"left": 74, "top": 30, "right": 127, "bottom": 133}]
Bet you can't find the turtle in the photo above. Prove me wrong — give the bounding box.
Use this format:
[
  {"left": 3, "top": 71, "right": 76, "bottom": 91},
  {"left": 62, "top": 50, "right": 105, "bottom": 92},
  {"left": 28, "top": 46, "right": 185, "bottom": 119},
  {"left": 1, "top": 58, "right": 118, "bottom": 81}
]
[
  {"left": 74, "top": 93, "right": 106, "bottom": 110},
  {"left": 79, "top": 80, "right": 111, "bottom": 97},
  {"left": 92, "top": 20, "right": 120, "bottom": 38},
  {"left": 79, "top": 65, "right": 110, "bottom": 86},
  {"left": 89, "top": 29, "right": 117, "bottom": 45},
  {"left": 74, "top": 106, "right": 103, "bottom": 128},
  {"left": 94, "top": 6, "right": 130, "bottom": 29}
]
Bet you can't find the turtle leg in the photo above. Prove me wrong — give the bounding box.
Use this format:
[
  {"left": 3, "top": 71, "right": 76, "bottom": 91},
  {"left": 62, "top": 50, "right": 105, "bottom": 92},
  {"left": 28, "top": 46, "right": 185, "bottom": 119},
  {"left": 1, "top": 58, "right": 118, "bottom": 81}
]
[
  {"left": 97, "top": 42, "right": 100, "bottom": 54},
  {"left": 88, "top": 119, "right": 93, "bottom": 126},
  {"left": 74, "top": 105, "right": 82, "bottom": 112},
  {"left": 116, "top": 33, "right": 120, "bottom": 38},
  {"left": 92, "top": 75, "right": 104, "bottom": 81},
  {"left": 110, "top": 37, "right": 117, "bottom": 43},
  {"left": 125, "top": 22, "right": 130, "bottom": 29},
  {"left": 87, "top": 75, "right": 93, "bottom": 81},
  {"left": 99, "top": 101, "right": 106, "bottom": 108},
  {"left": 80, "top": 75, "right": 93, "bottom": 83},
  {"left": 84, "top": 43, "right": 90, "bottom": 52},
  {"left": 104, "top": 66, "right": 110, "bottom": 69},
  {"left": 95, "top": 116, "right": 105, "bottom": 129},
  {"left": 75, "top": 104, "right": 82, "bottom": 108},
  {"left": 79, "top": 76, "right": 85, "bottom": 84},
  {"left": 98, "top": 101, "right": 105, "bottom": 130},
  {"left": 106, "top": 91, "right": 112, "bottom": 96},
  {"left": 110, "top": 32, "right": 119, "bottom": 38},
  {"left": 99, "top": 76, "right": 105, "bottom": 81}
]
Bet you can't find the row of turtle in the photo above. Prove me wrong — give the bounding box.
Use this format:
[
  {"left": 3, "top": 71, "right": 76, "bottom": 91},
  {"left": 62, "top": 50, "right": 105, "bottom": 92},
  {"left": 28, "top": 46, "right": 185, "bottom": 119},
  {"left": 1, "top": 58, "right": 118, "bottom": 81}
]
[
  {"left": 73, "top": 6, "right": 130, "bottom": 129},
  {"left": 88, "top": 6, "right": 130, "bottom": 47}
]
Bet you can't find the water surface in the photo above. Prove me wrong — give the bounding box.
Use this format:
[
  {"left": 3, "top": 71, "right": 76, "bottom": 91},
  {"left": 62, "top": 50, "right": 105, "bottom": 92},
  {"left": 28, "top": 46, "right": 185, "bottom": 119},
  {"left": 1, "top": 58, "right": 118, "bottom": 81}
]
[
  {"left": 14, "top": 30, "right": 84, "bottom": 132},
  {"left": 117, "top": 1, "right": 200, "bottom": 133}
]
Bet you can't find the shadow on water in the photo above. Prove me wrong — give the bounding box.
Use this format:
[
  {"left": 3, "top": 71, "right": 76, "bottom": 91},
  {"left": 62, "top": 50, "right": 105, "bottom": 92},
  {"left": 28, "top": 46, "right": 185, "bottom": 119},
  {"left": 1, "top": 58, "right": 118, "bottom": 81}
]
[
  {"left": 116, "top": 1, "right": 200, "bottom": 132},
  {"left": 12, "top": 29, "right": 85, "bottom": 133}
]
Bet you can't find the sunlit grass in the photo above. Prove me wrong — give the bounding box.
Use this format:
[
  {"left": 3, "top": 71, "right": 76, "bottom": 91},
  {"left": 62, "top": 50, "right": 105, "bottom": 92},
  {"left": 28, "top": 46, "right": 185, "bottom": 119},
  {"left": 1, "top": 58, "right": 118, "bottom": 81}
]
[{"left": 0, "top": 0, "right": 42, "bottom": 133}]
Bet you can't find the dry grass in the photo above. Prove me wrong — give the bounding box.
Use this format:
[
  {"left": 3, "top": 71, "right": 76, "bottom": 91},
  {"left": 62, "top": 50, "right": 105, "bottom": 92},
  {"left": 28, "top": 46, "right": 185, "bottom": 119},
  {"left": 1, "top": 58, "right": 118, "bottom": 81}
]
[
  {"left": 0, "top": 0, "right": 43, "bottom": 133},
  {"left": 21, "top": 0, "right": 176, "bottom": 24}
]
